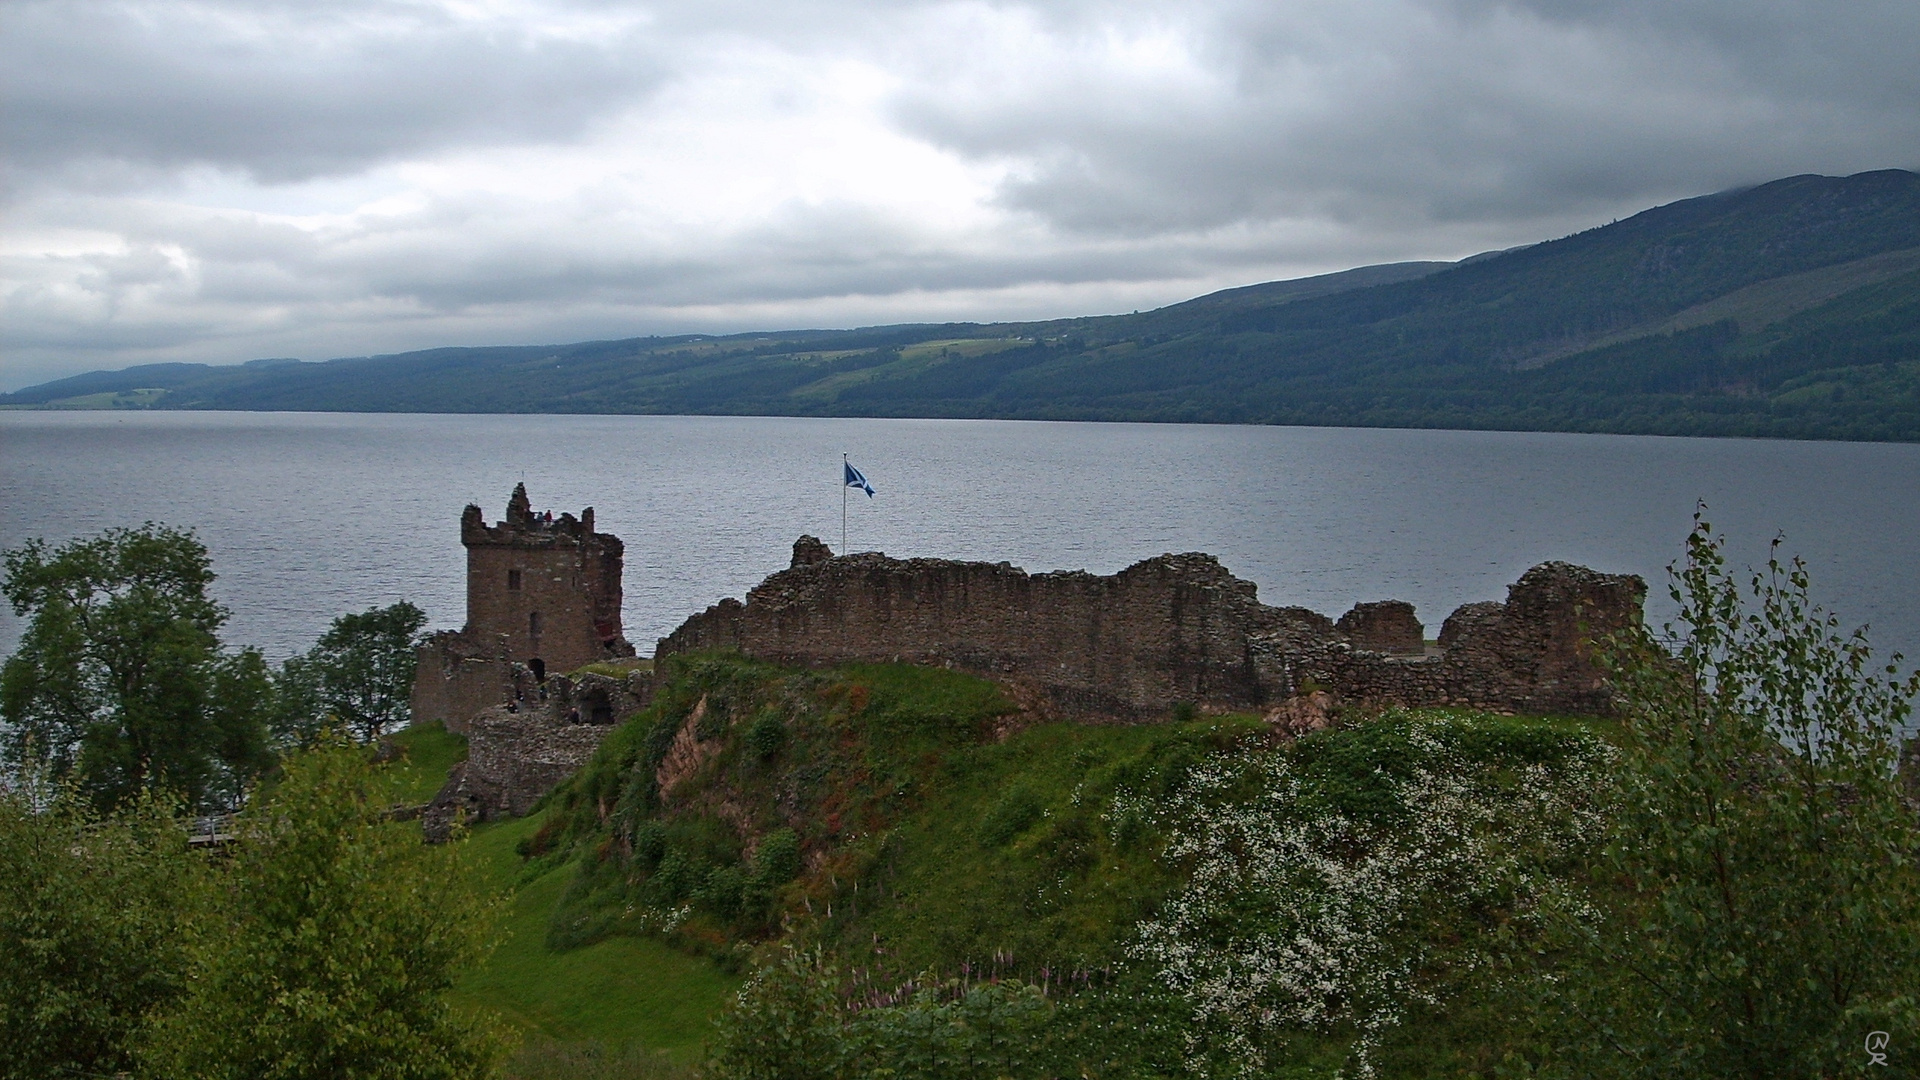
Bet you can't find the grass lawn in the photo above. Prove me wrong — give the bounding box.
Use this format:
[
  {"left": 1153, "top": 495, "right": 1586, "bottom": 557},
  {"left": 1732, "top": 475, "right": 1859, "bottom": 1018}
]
[
  {"left": 454, "top": 813, "right": 740, "bottom": 1061},
  {"left": 382, "top": 721, "right": 468, "bottom": 805}
]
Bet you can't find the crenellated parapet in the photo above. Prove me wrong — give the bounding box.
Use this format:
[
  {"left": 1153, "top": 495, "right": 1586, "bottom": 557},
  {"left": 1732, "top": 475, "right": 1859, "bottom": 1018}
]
[{"left": 410, "top": 484, "right": 634, "bottom": 735}]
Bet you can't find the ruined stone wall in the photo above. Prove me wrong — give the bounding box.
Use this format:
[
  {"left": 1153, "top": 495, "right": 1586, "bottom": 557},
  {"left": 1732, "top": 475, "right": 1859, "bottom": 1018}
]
[
  {"left": 407, "top": 630, "right": 511, "bottom": 736},
  {"left": 418, "top": 662, "right": 654, "bottom": 837},
  {"left": 661, "top": 541, "right": 1338, "bottom": 718},
  {"left": 658, "top": 537, "right": 1646, "bottom": 719}
]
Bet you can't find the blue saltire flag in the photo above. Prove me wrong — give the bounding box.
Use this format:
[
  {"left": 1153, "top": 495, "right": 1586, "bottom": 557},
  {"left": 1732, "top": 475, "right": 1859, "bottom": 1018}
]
[{"left": 844, "top": 459, "right": 875, "bottom": 498}]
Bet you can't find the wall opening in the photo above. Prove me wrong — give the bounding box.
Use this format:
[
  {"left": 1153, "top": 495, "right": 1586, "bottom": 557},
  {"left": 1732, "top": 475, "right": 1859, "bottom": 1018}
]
[
  {"left": 507, "top": 568, "right": 522, "bottom": 591},
  {"left": 587, "top": 690, "right": 615, "bottom": 725}
]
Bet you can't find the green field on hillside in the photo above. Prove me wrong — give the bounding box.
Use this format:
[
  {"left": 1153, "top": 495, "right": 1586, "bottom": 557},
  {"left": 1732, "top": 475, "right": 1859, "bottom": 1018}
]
[
  {"left": 383, "top": 721, "right": 468, "bottom": 805},
  {"left": 453, "top": 814, "right": 739, "bottom": 1060},
  {"left": 375, "top": 721, "right": 738, "bottom": 1063}
]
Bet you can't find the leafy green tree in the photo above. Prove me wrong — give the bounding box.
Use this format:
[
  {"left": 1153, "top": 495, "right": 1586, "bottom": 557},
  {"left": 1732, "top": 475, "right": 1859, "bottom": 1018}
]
[
  {"left": 0, "top": 775, "right": 206, "bottom": 1080},
  {"left": 270, "top": 651, "right": 329, "bottom": 748},
  {"left": 1548, "top": 516, "right": 1920, "bottom": 1077},
  {"left": 146, "top": 739, "right": 507, "bottom": 1080},
  {"left": 302, "top": 601, "right": 429, "bottom": 743},
  {"left": 1, "top": 524, "right": 272, "bottom": 810},
  {"left": 708, "top": 947, "right": 850, "bottom": 1080}
]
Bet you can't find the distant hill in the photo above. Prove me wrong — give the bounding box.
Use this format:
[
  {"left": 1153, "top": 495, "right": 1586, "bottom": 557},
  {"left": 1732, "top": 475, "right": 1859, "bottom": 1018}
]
[{"left": 9, "top": 170, "right": 1920, "bottom": 441}]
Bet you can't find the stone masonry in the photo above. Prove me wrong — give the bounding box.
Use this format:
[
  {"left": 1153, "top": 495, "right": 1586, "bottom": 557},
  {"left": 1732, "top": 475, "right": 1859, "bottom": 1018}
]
[
  {"left": 414, "top": 520, "right": 1645, "bottom": 836},
  {"left": 409, "top": 484, "right": 634, "bottom": 735},
  {"left": 420, "top": 664, "right": 653, "bottom": 839},
  {"left": 657, "top": 537, "right": 1646, "bottom": 720}
]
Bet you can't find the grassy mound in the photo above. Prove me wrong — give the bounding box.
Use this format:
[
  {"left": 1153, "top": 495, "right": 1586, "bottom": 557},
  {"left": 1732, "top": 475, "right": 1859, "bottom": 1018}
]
[
  {"left": 530, "top": 652, "right": 1274, "bottom": 981},
  {"left": 407, "top": 653, "right": 1614, "bottom": 1073},
  {"left": 381, "top": 721, "right": 468, "bottom": 805}
]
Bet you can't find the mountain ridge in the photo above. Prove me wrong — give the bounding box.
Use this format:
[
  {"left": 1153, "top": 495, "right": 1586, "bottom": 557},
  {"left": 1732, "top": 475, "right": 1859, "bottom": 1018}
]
[{"left": 9, "top": 169, "right": 1919, "bottom": 441}]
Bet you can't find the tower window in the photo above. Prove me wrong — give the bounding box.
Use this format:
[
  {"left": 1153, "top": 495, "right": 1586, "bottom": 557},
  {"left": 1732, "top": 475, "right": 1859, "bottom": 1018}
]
[
  {"left": 529, "top": 611, "right": 542, "bottom": 638},
  {"left": 507, "top": 569, "right": 522, "bottom": 591}
]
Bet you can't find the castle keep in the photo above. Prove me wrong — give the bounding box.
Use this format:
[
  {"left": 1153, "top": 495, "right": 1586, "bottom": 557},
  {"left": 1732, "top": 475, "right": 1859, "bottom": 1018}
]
[{"left": 410, "top": 484, "right": 633, "bottom": 734}]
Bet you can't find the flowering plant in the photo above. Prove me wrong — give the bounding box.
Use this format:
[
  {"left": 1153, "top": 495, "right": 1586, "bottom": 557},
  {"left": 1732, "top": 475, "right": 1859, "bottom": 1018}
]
[{"left": 1124, "top": 712, "right": 1612, "bottom": 1076}]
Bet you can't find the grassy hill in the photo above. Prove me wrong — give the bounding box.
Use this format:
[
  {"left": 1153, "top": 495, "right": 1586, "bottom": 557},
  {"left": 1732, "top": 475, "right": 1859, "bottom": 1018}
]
[
  {"left": 407, "top": 653, "right": 1617, "bottom": 1076},
  {"left": 14, "top": 169, "right": 1919, "bottom": 440}
]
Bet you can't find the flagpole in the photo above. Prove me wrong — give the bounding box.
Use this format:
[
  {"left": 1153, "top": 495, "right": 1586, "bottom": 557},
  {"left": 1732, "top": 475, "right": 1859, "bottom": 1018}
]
[{"left": 842, "top": 453, "right": 848, "bottom": 554}]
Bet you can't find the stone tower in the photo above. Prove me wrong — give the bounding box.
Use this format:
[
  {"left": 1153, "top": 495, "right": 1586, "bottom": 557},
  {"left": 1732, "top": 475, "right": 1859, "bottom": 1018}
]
[
  {"left": 460, "top": 483, "right": 631, "bottom": 676},
  {"left": 410, "top": 484, "right": 633, "bottom": 733}
]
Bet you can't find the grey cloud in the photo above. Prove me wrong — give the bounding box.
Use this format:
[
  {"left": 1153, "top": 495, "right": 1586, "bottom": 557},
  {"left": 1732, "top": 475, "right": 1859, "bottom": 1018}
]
[
  {"left": 0, "top": 0, "right": 668, "bottom": 187},
  {"left": 5, "top": 0, "right": 1918, "bottom": 389},
  {"left": 891, "top": 0, "right": 1920, "bottom": 235}
]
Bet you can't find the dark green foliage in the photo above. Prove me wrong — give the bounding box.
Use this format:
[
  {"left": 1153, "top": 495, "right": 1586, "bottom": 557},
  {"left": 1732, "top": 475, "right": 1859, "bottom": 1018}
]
[
  {"left": 1, "top": 524, "right": 273, "bottom": 811},
  {"left": 707, "top": 948, "right": 849, "bottom": 1080},
  {"left": 746, "top": 711, "right": 787, "bottom": 760},
  {"left": 975, "top": 785, "right": 1044, "bottom": 847},
  {"left": 754, "top": 828, "right": 802, "bottom": 887},
  {"left": 706, "top": 948, "right": 1257, "bottom": 1080},
  {"left": 1536, "top": 516, "right": 1920, "bottom": 1077},
  {"left": 15, "top": 171, "right": 1920, "bottom": 441},
  {"left": 147, "top": 740, "right": 507, "bottom": 1080},
  {"left": 281, "top": 600, "right": 430, "bottom": 743},
  {"left": 0, "top": 781, "right": 204, "bottom": 1080}
]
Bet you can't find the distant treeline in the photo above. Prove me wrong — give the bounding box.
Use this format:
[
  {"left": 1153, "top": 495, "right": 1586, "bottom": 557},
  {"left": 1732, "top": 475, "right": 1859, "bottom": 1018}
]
[{"left": 9, "top": 171, "right": 1920, "bottom": 442}]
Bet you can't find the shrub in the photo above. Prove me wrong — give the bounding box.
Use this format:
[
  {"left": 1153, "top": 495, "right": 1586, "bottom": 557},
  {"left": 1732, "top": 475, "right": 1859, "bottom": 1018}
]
[
  {"left": 145, "top": 740, "right": 507, "bottom": 1080},
  {"left": 1543, "top": 516, "right": 1920, "bottom": 1077},
  {"left": 0, "top": 778, "right": 204, "bottom": 1080},
  {"left": 1127, "top": 713, "right": 1611, "bottom": 1076},
  {"left": 747, "top": 712, "right": 787, "bottom": 761},
  {"left": 754, "top": 828, "right": 802, "bottom": 887},
  {"left": 976, "top": 785, "right": 1044, "bottom": 848}
]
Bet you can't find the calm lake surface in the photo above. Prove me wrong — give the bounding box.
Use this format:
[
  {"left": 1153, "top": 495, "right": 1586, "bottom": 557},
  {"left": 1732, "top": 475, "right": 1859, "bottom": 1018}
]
[{"left": 3, "top": 411, "right": 1917, "bottom": 668}]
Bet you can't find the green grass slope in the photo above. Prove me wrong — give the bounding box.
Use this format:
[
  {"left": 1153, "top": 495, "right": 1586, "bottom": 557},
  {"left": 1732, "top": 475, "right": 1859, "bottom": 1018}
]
[
  {"left": 453, "top": 813, "right": 738, "bottom": 1060},
  {"left": 367, "top": 655, "right": 1622, "bottom": 1073},
  {"left": 381, "top": 721, "right": 468, "bottom": 805},
  {"left": 374, "top": 721, "right": 737, "bottom": 1062},
  {"left": 487, "top": 653, "right": 1614, "bottom": 1075}
]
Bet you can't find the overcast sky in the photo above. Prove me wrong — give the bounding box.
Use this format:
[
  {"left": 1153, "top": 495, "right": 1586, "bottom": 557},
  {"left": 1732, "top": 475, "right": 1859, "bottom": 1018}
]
[{"left": 3, "top": 0, "right": 1916, "bottom": 390}]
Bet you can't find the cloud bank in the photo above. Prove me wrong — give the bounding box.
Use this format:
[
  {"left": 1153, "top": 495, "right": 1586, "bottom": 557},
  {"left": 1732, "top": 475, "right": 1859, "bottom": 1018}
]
[{"left": 3, "top": 0, "right": 1916, "bottom": 389}]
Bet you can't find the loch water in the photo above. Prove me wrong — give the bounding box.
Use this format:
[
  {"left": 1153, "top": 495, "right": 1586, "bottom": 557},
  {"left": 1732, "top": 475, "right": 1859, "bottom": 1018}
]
[{"left": 3, "top": 410, "right": 1917, "bottom": 667}]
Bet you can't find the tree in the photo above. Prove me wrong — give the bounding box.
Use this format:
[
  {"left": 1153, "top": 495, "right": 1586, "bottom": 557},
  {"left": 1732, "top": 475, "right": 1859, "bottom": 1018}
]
[
  {"left": 1, "top": 525, "right": 272, "bottom": 811},
  {"left": 273, "top": 602, "right": 427, "bottom": 745},
  {"left": 0, "top": 776, "right": 206, "bottom": 1080},
  {"left": 1548, "top": 516, "right": 1920, "bottom": 1077},
  {"left": 146, "top": 739, "right": 506, "bottom": 1080}
]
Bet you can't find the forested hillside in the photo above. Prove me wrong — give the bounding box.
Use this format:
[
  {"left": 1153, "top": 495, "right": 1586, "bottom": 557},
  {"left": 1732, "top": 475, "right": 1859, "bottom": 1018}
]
[{"left": 9, "top": 171, "right": 1919, "bottom": 441}]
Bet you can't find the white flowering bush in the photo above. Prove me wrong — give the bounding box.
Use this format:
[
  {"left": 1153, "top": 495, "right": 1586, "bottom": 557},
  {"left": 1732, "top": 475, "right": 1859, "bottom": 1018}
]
[{"left": 1123, "top": 712, "right": 1613, "bottom": 1076}]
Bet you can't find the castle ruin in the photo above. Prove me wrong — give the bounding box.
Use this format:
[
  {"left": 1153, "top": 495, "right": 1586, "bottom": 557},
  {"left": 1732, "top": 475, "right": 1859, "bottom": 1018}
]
[
  {"left": 658, "top": 536, "right": 1646, "bottom": 720},
  {"left": 409, "top": 483, "right": 634, "bottom": 735},
  {"left": 413, "top": 504, "right": 1646, "bottom": 833}
]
